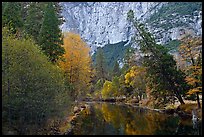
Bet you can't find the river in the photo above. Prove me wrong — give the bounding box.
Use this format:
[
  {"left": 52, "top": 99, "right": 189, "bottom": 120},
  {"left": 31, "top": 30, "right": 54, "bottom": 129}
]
[{"left": 67, "top": 102, "right": 202, "bottom": 135}]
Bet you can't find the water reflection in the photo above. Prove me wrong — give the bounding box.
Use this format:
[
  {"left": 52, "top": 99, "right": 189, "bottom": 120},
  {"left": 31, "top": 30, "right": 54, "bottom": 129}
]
[{"left": 69, "top": 102, "right": 202, "bottom": 135}]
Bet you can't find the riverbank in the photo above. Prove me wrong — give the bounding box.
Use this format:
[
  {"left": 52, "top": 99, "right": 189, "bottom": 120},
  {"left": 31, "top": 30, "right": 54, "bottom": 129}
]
[
  {"left": 56, "top": 96, "right": 202, "bottom": 135},
  {"left": 72, "top": 98, "right": 203, "bottom": 119},
  {"left": 63, "top": 100, "right": 202, "bottom": 135},
  {"left": 81, "top": 97, "right": 202, "bottom": 119},
  {"left": 54, "top": 97, "right": 202, "bottom": 135}
]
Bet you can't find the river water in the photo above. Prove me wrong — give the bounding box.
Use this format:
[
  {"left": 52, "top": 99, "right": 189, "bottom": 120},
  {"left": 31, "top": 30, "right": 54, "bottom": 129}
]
[{"left": 68, "top": 102, "right": 202, "bottom": 135}]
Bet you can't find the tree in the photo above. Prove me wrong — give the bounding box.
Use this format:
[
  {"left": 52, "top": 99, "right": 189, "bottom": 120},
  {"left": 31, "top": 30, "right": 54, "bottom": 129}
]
[
  {"left": 179, "top": 36, "right": 202, "bottom": 108},
  {"left": 121, "top": 45, "right": 143, "bottom": 76},
  {"left": 101, "top": 80, "right": 118, "bottom": 99},
  {"left": 125, "top": 66, "right": 147, "bottom": 100},
  {"left": 2, "top": 27, "right": 71, "bottom": 134},
  {"left": 38, "top": 2, "right": 65, "bottom": 63},
  {"left": 24, "top": 2, "right": 46, "bottom": 44},
  {"left": 124, "top": 47, "right": 136, "bottom": 68},
  {"left": 112, "top": 61, "right": 121, "bottom": 77},
  {"left": 95, "top": 47, "right": 107, "bottom": 84},
  {"left": 53, "top": 2, "right": 65, "bottom": 25},
  {"left": 59, "top": 32, "right": 92, "bottom": 99},
  {"left": 2, "top": 2, "right": 24, "bottom": 34},
  {"left": 127, "top": 10, "right": 187, "bottom": 106}
]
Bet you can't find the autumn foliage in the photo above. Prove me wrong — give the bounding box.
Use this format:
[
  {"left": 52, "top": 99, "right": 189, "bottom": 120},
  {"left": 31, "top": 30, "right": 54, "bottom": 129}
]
[
  {"left": 59, "top": 32, "right": 92, "bottom": 99},
  {"left": 178, "top": 36, "right": 202, "bottom": 108},
  {"left": 101, "top": 80, "right": 118, "bottom": 99},
  {"left": 125, "top": 65, "right": 147, "bottom": 99}
]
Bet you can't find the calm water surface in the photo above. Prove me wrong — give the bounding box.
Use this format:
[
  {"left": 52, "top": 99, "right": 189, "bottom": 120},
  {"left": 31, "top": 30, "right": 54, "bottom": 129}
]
[{"left": 68, "top": 102, "right": 202, "bottom": 135}]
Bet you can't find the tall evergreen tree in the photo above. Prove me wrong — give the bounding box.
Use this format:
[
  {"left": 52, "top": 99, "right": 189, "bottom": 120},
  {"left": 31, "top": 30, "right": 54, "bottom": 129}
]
[
  {"left": 112, "top": 61, "right": 120, "bottom": 77},
  {"left": 38, "top": 2, "right": 65, "bottom": 63},
  {"left": 127, "top": 10, "right": 187, "bottom": 105},
  {"left": 124, "top": 47, "right": 136, "bottom": 68},
  {"left": 2, "top": 2, "right": 24, "bottom": 34},
  {"left": 24, "top": 2, "right": 45, "bottom": 44},
  {"left": 53, "top": 2, "right": 65, "bottom": 25},
  {"left": 95, "top": 47, "right": 107, "bottom": 84}
]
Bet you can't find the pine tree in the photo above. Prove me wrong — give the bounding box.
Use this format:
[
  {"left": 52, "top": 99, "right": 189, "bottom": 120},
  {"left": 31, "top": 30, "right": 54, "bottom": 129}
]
[
  {"left": 24, "top": 2, "right": 45, "bottom": 44},
  {"left": 124, "top": 47, "right": 136, "bottom": 68},
  {"left": 112, "top": 61, "right": 120, "bottom": 77},
  {"left": 2, "top": 2, "right": 24, "bottom": 34},
  {"left": 38, "top": 2, "right": 65, "bottom": 63},
  {"left": 53, "top": 2, "right": 65, "bottom": 25},
  {"left": 127, "top": 10, "right": 187, "bottom": 106},
  {"left": 95, "top": 47, "right": 107, "bottom": 84}
]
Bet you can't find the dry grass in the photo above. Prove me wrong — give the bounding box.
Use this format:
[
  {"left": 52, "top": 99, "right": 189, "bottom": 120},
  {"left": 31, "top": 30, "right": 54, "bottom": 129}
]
[
  {"left": 180, "top": 103, "right": 198, "bottom": 113},
  {"left": 179, "top": 102, "right": 202, "bottom": 120}
]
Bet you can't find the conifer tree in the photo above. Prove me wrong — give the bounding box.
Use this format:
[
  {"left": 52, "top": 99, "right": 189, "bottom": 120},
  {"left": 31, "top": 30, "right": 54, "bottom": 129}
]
[
  {"left": 112, "top": 61, "right": 120, "bottom": 77},
  {"left": 24, "top": 2, "right": 45, "bottom": 44},
  {"left": 127, "top": 10, "right": 187, "bottom": 106},
  {"left": 95, "top": 48, "right": 107, "bottom": 84},
  {"left": 2, "top": 2, "right": 23, "bottom": 34},
  {"left": 38, "top": 2, "right": 65, "bottom": 63}
]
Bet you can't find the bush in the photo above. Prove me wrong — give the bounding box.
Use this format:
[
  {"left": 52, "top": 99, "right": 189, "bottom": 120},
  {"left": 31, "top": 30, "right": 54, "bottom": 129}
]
[
  {"left": 101, "top": 80, "right": 118, "bottom": 99},
  {"left": 2, "top": 27, "right": 71, "bottom": 134}
]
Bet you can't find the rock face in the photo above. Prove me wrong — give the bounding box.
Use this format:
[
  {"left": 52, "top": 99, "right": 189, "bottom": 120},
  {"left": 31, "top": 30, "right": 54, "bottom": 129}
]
[
  {"left": 145, "top": 2, "right": 202, "bottom": 44},
  {"left": 60, "top": 2, "right": 202, "bottom": 53},
  {"left": 60, "top": 2, "right": 164, "bottom": 52}
]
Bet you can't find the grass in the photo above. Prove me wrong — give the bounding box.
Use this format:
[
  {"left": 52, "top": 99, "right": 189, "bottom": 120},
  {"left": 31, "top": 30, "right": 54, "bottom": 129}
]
[
  {"left": 179, "top": 103, "right": 202, "bottom": 119},
  {"left": 180, "top": 103, "right": 198, "bottom": 113}
]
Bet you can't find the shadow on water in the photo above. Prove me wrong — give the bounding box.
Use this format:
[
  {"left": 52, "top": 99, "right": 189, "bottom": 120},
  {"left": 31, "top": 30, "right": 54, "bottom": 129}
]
[{"left": 68, "top": 102, "right": 202, "bottom": 135}]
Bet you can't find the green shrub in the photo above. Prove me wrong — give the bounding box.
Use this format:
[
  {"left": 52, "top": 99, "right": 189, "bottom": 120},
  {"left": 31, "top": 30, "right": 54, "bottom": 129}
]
[
  {"left": 2, "top": 27, "right": 71, "bottom": 133},
  {"left": 101, "top": 80, "right": 118, "bottom": 99}
]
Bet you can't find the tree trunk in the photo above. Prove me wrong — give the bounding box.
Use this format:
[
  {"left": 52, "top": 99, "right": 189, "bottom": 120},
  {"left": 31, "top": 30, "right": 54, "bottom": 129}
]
[
  {"left": 175, "top": 91, "right": 185, "bottom": 105},
  {"left": 6, "top": 47, "right": 11, "bottom": 128},
  {"left": 196, "top": 92, "right": 201, "bottom": 109},
  {"left": 8, "top": 78, "right": 11, "bottom": 128},
  {"left": 139, "top": 93, "right": 142, "bottom": 101}
]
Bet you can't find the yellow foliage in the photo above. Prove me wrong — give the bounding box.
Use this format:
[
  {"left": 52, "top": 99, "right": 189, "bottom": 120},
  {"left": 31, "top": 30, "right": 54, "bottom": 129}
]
[
  {"left": 179, "top": 103, "right": 199, "bottom": 114},
  {"left": 124, "top": 65, "right": 146, "bottom": 88},
  {"left": 125, "top": 73, "right": 131, "bottom": 84},
  {"left": 187, "top": 87, "right": 202, "bottom": 95},
  {"left": 179, "top": 36, "right": 202, "bottom": 98},
  {"left": 185, "top": 76, "right": 198, "bottom": 86},
  {"left": 96, "top": 102, "right": 171, "bottom": 135},
  {"left": 101, "top": 80, "right": 118, "bottom": 99},
  {"left": 178, "top": 36, "right": 202, "bottom": 69},
  {"left": 59, "top": 32, "right": 92, "bottom": 96}
]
